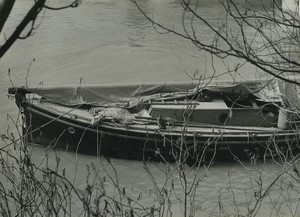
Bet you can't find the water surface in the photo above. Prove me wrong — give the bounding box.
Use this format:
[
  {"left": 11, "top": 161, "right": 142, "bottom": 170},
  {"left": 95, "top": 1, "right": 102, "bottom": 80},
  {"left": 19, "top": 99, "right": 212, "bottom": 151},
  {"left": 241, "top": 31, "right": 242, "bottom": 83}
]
[{"left": 0, "top": 0, "right": 293, "bottom": 216}]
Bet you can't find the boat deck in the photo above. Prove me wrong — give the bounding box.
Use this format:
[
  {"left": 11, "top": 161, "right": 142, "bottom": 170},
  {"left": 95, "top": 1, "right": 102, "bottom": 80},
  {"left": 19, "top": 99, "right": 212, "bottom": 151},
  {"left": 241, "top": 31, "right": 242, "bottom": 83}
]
[{"left": 27, "top": 99, "right": 296, "bottom": 138}]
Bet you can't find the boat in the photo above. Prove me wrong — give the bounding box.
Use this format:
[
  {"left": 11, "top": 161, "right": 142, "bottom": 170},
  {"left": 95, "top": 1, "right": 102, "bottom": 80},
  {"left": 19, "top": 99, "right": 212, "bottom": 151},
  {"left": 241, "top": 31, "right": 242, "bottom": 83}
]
[{"left": 8, "top": 79, "right": 300, "bottom": 164}]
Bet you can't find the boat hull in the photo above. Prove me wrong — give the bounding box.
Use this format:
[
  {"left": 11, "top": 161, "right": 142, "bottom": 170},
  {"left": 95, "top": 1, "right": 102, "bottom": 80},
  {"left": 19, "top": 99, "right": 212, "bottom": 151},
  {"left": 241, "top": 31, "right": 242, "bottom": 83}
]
[{"left": 21, "top": 103, "right": 300, "bottom": 163}]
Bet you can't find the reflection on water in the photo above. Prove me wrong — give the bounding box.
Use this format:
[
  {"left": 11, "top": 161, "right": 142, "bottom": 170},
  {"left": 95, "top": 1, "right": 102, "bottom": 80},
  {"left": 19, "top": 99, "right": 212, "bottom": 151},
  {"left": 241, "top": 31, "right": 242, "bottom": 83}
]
[{"left": 27, "top": 145, "right": 292, "bottom": 217}]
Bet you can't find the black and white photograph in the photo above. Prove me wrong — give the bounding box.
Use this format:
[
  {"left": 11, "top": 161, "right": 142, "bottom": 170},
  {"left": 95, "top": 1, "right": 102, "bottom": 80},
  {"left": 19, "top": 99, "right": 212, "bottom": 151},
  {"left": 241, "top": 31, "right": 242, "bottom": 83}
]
[{"left": 1, "top": 0, "right": 300, "bottom": 216}]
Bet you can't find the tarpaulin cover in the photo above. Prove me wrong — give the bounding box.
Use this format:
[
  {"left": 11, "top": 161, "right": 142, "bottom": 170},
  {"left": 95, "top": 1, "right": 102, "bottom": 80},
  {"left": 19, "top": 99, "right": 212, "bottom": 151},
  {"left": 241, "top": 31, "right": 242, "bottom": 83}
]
[{"left": 20, "top": 79, "right": 283, "bottom": 107}]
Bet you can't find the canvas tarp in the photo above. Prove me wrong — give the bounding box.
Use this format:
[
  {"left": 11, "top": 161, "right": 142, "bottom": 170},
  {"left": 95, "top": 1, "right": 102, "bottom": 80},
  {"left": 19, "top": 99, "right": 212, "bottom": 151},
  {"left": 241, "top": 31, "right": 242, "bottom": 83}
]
[{"left": 20, "top": 79, "right": 282, "bottom": 107}]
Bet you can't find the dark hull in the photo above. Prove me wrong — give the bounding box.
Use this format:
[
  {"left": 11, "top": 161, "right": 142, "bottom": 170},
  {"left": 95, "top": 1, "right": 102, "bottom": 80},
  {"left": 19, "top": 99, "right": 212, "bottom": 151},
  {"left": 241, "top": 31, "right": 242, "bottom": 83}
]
[{"left": 22, "top": 103, "right": 300, "bottom": 162}]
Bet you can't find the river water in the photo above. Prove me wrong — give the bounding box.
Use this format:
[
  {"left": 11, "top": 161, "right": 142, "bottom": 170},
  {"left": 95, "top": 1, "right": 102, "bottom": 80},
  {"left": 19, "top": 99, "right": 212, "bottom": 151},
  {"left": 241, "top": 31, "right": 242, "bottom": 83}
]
[{"left": 0, "top": 0, "right": 298, "bottom": 216}]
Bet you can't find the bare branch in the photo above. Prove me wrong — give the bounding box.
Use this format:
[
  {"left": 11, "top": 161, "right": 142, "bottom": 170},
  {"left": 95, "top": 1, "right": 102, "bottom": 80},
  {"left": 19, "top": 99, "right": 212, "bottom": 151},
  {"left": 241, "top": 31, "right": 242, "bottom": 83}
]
[{"left": 0, "top": 0, "right": 81, "bottom": 59}]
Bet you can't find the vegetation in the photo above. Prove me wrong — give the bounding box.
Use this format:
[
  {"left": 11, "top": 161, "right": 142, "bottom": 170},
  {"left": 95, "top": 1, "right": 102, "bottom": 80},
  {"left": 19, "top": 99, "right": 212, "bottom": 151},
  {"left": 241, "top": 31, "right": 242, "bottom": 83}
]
[
  {"left": 0, "top": 0, "right": 81, "bottom": 58},
  {"left": 133, "top": 0, "right": 299, "bottom": 84}
]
